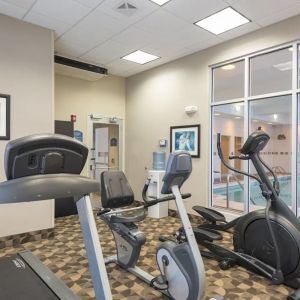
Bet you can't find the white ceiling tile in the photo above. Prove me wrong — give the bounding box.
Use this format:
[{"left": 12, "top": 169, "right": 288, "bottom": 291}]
[
  {"left": 154, "top": 24, "right": 215, "bottom": 50},
  {"left": 134, "top": 9, "right": 188, "bottom": 36},
  {"left": 57, "top": 10, "right": 127, "bottom": 50},
  {"left": 96, "top": 0, "right": 158, "bottom": 25},
  {"left": 73, "top": 0, "right": 104, "bottom": 9},
  {"left": 0, "top": 0, "right": 27, "bottom": 18},
  {"left": 233, "top": 0, "right": 297, "bottom": 22},
  {"left": 2, "top": 0, "right": 35, "bottom": 9},
  {"left": 186, "top": 37, "right": 223, "bottom": 52},
  {"left": 163, "top": 0, "right": 227, "bottom": 23},
  {"left": 256, "top": 3, "right": 300, "bottom": 26},
  {"left": 81, "top": 40, "right": 134, "bottom": 65},
  {"left": 223, "top": 0, "right": 240, "bottom": 4},
  {"left": 55, "top": 39, "right": 92, "bottom": 57},
  {"left": 106, "top": 58, "right": 138, "bottom": 74},
  {"left": 141, "top": 41, "right": 192, "bottom": 60},
  {"left": 112, "top": 27, "right": 156, "bottom": 49},
  {"left": 31, "top": 0, "right": 91, "bottom": 25},
  {"left": 218, "top": 21, "right": 261, "bottom": 41},
  {"left": 24, "top": 11, "right": 71, "bottom": 37}
]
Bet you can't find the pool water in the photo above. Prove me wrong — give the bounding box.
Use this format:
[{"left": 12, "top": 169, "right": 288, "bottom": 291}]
[{"left": 213, "top": 176, "right": 292, "bottom": 206}]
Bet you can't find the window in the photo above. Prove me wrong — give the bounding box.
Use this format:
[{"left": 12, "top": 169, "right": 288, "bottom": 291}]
[
  {"left": 250, "top": 48, "right": 292, "bottom": 96},
  {"left": 212, "top": 103, "right": 244, "bottom": 211},
  {"left": 249, "top": 95, "right": 292, "bottom": 211},
  {"left": 213, "top": 60, "right": 245, "bottom": 102},
  {"left": 298, "top": 45, "right": 300, "bottom": 88},
  {"left": 210, "top": 44, "right": 298, "bottom": 216}
]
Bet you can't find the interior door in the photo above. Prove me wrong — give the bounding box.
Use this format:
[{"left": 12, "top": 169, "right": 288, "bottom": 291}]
[
  {"left": 221, "top": 135, "right": 230, "bottom": 177},
  {"left": 95, "top": 127, "right": 109, "bottom": 182},
  {"left": 88, "top": 115, "right": 123, "bottom": 182},
  {"left": 234, "top": 136, "right": 242, "bottom": 171}
]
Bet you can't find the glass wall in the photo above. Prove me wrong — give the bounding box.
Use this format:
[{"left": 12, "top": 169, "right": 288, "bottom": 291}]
[
  {"left": 212, "top": 103, "right": 244, "bottom": 211},
  {"left": 249, "top": 96, "right": 292, "bottom": 211},
  {"left": 213, "top": 60, "right": 245, "bottom": 102},
  {"left": 210, "top": 43, "right": 298, "bottom": 215},
  {"left": 250, "top": 48, "right": 292, "bottom": 96},
  {"left": 297, "top": 95, "right": 300, "bottom": 213}
]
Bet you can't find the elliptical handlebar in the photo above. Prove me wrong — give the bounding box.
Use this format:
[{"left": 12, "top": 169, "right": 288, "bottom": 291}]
[
  {"left": 142, "top": 178, "right": 191, "bottom": 208},
  {"left": 217, "top": 133, "right": 262, "bottom": 184},
  {"left": 257, "top": 153, "right": 280, "bottom": 195}
]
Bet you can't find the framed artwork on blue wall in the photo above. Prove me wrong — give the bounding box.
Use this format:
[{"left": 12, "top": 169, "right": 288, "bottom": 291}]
[
  {"left": 0, "top": 94, "right": 10, "bottom": 140},
  {"left": 170, "top": 124, "right": 200, "bottom": 158}
]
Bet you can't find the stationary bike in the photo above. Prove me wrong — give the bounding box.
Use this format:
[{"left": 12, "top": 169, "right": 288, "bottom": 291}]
[
  {"left": 98, "top": 152, "right": 206, "bottom": 300},
  {"left": 193, "top": 129, "right": 300, "bottom": 299}
]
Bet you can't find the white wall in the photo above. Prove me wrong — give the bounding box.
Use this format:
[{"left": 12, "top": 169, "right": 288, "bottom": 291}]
[
  {"left": 0, "top": 15, "right": 54, "bottom": 236},
  {"left": 55, "top": 74, "right": 126, "bottom": 175},
  {"left": 126, "top": 14, "right": 300, "bottom": 215}
]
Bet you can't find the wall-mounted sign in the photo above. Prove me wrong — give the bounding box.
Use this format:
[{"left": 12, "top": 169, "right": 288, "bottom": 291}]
[
  {"left": 0, "top": 94, "right": 10, "bottom": 140},
  {"left": 74, "top": 130, "right": 83, "bottom": 142},
  {"left": 71, "top": 114, "right": 76, "bottom": 123},
  {"left": 110, "top": 138, "right": 117, "bottom": 147}
]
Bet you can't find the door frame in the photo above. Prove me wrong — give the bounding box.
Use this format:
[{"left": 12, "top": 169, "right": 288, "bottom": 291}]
[{"left": 87, "top": 114, "right": 124, "bottom": 178}]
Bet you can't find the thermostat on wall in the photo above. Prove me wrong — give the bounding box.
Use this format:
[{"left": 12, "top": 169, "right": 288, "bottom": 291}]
[{"left": 159, "top": 139, "right": 167, "bottom": 148}]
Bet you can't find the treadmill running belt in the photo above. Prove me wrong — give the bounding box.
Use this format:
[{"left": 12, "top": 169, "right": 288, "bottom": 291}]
[{"left": 0, "top": 254, "right": 59, "bottom": 300}]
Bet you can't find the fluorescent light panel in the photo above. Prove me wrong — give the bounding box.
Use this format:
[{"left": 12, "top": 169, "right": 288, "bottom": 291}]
[
  {"left": 122, "top": 50, "right": 159, "bottom": 64},
  {"left": 149, "top": 0, "right": 171, "bottom": 5},
  {"left": 221, "top": 64, "right": 236, "bottom": 70},
  {"left": 195, "top": 7, "right": 250, "bottom": 35},
  {"left": 273, "top": 61, "right": 292, "bottom": 71}
]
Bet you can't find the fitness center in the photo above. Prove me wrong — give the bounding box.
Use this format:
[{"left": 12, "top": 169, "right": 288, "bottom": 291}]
[{"left": 1, "top": 0, "right": 300, "bottom": 300}]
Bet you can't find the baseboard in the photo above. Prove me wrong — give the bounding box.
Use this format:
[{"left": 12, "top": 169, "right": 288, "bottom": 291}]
[{"left": 0, "top": 228, "right": 55, "bottom": 249}]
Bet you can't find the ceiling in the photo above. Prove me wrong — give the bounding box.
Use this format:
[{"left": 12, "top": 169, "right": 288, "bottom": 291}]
[{"left": 1, "top": 0, "right": 300, "bottom": 77}]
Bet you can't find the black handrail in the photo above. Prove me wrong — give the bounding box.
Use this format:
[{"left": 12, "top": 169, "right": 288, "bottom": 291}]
[{"left": 142, "top": 178, "right": 191, "bottom": 208}]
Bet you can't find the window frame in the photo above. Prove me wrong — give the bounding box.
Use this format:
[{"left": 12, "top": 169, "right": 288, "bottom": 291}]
[{"left": 209, "top": 42, "right": 299, "bottom": 215}]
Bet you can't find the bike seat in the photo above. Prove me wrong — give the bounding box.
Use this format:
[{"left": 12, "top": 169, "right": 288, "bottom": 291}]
[
  {"left": 193, "top": 206, "right": 226, "bottom": 223},
  {"left": 110, "top": 209, "right": 146, "bottom": 223},
  {"left": 193, "top": 228, "right": 223, "bottom": 242}
]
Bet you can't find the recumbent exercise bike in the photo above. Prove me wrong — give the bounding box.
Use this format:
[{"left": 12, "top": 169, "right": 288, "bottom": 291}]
[{"left": 97, "top": 152, "right": 206, "bottom": 300}]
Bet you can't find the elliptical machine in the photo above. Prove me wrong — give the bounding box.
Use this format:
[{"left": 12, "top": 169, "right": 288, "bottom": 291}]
[
  {"left": 98, "top": 152, "right": 205, "bottom": 300},
  {"left": 193, "top": 129, "right": 300, "bottom": 299}
]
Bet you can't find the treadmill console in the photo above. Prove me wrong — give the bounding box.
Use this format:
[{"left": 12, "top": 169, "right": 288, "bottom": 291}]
[
  {"left": 239, "top": 129, "right": 270, "bottom": 155},
  {"left": 4, "top": 134, "right": 88, "bottom": 180}
]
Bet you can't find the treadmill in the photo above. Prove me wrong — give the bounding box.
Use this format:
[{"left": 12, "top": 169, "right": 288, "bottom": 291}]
[{"left": 0, "top": 133, "right": 112, "bottom": 300}]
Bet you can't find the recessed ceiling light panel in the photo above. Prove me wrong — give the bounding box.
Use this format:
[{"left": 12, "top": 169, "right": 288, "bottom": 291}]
[
  {"left": 195, "top": 7, "right": 250, "bottom": 35},
  {"left": 221, "top": 64, "right": 236, "bottom": 70},
  {"left": 121, "top": 50, "right": 159, "bottom": 64},
  {"left": 273, "top": 61, "right": 292, "bottom": 71},
  {"left": 149, "top": 0, "right": 171, "bottom": 6}
]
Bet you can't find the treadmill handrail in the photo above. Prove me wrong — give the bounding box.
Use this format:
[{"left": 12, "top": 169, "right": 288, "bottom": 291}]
[{"left": 0, "top": 174, "right": 99, "bottom": 203}]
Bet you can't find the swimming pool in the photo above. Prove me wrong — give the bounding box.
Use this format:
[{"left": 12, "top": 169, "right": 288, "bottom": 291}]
[{"left": 213, "top": 176, "right": 292, "bottom": 206}]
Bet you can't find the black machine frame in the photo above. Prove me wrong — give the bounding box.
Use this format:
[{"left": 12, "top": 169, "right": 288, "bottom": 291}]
[{"left": 193, "top": 129, "right": 300, "bottom": 300}]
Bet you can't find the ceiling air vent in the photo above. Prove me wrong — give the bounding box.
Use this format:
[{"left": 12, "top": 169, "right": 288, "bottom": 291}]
[{"left": 116, "top": 1, "right": 137, "bottom": 16}]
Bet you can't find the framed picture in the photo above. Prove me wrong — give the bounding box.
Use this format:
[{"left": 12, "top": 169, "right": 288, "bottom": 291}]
[
  {"left": 0, "top": 94, "right": 10, "bottom": 140},
  {"left": 170, "top": 124, "right": 200, "bottom": 158}
]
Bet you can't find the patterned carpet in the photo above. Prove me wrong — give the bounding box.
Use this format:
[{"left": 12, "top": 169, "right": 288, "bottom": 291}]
[{"left": 0, "top": 214, "right": 293, "bottom": 300}]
